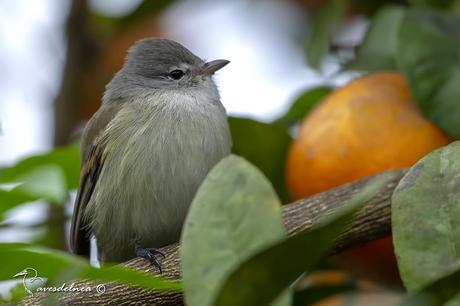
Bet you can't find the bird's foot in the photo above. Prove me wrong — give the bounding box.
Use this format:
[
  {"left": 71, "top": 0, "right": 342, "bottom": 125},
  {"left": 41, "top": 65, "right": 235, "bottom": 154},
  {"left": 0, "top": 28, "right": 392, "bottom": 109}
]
[{"left": 134, "top": 241, "right": 165, "bottom": 273}]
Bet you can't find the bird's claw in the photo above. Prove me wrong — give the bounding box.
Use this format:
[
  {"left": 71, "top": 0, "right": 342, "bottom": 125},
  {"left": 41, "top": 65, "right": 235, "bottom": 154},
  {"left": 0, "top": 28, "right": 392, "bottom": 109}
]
[{"left": 134, "top": 242, "right": 165, "bottom": 273}]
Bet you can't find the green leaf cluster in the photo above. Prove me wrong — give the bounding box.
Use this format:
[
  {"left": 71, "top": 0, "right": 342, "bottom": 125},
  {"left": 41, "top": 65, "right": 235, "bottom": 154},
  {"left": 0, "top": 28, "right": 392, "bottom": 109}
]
[
  {"left": 181, "top": 155, "right": 393, "bottom": 306},
  {"left": 179, "top": 137, "right": 460, "bottom": 306}
]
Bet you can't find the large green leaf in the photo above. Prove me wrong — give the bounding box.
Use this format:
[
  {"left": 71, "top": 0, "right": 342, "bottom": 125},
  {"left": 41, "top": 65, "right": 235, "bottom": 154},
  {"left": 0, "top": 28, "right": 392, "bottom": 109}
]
[
  {"left": 213, "top": 171, "right": 395, "bottom": 306},
  {"left": 393, "top": 142, "right": 460, "bottom": 292},
  {"left": 306, "top": 0, "right": 349, "bottom": 69},
  {"left": 229, "top": 117, "right": 292, "bottom": 201},
  {"left": 0, "top": 243, "right": 181, "bottom": 294},
  {"left": 347, "top": 5, "right": 406, "bottom": 72},
  {"left": 181, "top": 155, "right": 287, "bottom": 306},
  {"left": 0, "top": 145, "right": 80, "bottom": 191},
  {"left": 275, "top": 87, "right": 331, "bottom": 128},
  {"left": 398, "top": 266, "right": 460, "bottom": 306},
  {"left": 396, "top": 9, "right": 460, "bottom": 137}
]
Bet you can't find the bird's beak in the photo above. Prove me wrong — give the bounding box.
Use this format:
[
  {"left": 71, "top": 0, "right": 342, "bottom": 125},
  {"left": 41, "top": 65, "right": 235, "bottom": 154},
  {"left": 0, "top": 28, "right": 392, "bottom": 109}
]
[
  {"left": 202, "top": 59, "right": 230, "bottom": 75},
  {"left": 14, "top": 271, "right": 26, "bottom": 277}
]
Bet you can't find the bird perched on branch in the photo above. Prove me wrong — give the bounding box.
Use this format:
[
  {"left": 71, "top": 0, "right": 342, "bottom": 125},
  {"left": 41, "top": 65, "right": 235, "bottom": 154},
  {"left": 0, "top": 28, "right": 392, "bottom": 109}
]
[{"left": 70, "top": 38, "right": 231, "bottom": 270}]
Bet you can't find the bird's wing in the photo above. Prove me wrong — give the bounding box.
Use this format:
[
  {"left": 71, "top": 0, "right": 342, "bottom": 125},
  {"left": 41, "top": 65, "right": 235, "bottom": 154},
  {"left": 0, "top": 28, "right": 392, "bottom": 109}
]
[{"left": 70, "top": 104, "right": 120, "bottom": 257}]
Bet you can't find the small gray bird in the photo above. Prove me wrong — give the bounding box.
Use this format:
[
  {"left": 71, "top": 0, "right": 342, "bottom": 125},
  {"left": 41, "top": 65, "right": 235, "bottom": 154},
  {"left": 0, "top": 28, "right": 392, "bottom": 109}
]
[{"left": 70, "top": 38, "right": 231, "bottom": 268}]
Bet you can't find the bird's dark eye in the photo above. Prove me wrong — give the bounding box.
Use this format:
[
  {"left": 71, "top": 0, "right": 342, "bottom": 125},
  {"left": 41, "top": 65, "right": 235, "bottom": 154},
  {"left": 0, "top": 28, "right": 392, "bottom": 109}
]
[{"left": 169, "top": 69, "right": 185, "bottom": 80}]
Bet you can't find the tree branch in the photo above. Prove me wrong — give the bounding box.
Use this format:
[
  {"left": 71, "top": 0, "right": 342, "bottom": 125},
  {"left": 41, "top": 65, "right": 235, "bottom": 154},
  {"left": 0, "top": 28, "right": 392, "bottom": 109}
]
[{"left": 23, "top": 169, "right": 406, "bottom": 306}]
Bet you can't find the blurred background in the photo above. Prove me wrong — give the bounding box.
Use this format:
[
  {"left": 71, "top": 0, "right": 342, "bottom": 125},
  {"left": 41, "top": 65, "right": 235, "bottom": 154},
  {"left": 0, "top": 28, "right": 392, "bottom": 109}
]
[
  {"left": 1, "top": 0, "right": 460, "bottom": 305},
  {"left": 0, "top": 0, "right": 360, "bottom": 165}
]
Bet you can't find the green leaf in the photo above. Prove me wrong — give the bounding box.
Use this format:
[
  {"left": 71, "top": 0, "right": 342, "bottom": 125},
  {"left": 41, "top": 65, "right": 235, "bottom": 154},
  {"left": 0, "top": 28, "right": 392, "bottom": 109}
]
[
  {"left": 181, "top": 155, "right": 287, "bottom": 306},
  {"left": 347, "top": 5, "right": 406, "bottom": 72},
  {"left": 275, "top": 87, "right": 331, "bottom": 128},
  {"left": 272, "top": 290, "right": 292, "bottom": 306},
  {"left": 0, "top": 243, "right": 181, "bottom": 294},
  {"left": 13, "top": 165, "right": 67, "bottom": 203},
  {"left": 396, "top": 9, "right": 460, "bottom": 137},
  {"left": 0, "top": 188, "right": 37, "bottom": 220},
  {"left": 398, "top": 267, "right": 460, "bottom": 306},
  {"left": 0, "top": 145, "right": 80, "bottom": 191},
  {"left": 453, "top": 2, "right": 460, "bottom": 15},
  {"left": 84, "top": 264, "right": 180, "bottom": 292},
  {"left": 307, "top": 0, "right": 349, "bottom": 69},
  {"left": 229, "top": 117, "right": 292, "bottom": 201},
  {"left": 392, "top": 141, "right": 460, "bottom": 292},
  {"left": 213, "top": 171, "right": 395, "bottom": 306}
]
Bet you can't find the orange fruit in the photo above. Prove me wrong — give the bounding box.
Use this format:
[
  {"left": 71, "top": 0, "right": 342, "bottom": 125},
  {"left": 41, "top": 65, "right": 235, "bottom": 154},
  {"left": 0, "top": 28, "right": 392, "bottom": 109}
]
[
  {"left": 285, "top": 72, "right": 453, "bottom": 284},
  {"left": 286, "top": 72, "right": 452, "bottom": 199}
]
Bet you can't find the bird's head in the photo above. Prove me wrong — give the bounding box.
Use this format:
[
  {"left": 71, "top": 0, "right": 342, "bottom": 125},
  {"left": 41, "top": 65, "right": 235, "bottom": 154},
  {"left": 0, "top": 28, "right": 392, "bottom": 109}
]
[{"left": 105, "top": 38, "right": 229, "bottom": 102}]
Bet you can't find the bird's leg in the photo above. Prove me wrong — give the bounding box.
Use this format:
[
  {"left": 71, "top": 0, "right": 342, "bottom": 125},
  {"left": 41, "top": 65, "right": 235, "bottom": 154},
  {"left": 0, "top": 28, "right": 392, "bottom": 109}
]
[{"left": 134, "top": 241, "right": 165, "bottom": 273}]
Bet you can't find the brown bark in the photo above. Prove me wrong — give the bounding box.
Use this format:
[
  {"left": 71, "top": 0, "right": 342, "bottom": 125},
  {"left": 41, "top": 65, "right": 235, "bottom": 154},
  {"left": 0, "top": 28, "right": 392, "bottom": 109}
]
[
  {"left": 54, "top": 0, "right": 93, "bottom": 146},
  {"left": 23, "top": 169, "right": 405, "bottom": 306}
]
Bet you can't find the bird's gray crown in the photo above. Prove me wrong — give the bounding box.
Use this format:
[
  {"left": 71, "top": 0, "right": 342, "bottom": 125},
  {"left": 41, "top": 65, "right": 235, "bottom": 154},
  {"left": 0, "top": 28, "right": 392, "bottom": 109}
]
[{"left": 123, "top": 38, "right": 204, "bottom": 78}]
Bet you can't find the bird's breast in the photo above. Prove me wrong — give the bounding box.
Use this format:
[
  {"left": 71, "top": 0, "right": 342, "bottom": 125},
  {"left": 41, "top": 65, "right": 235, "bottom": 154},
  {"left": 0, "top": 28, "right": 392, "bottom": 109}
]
[{"left": 88, "top": 97, "right": 231, "bottom": 259}]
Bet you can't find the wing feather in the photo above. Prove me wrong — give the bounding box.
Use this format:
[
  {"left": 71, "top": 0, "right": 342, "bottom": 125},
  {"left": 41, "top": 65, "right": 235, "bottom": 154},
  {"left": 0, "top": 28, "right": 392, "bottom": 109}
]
[{"left": 69, "top": 104, "right": 120, "bottom": 257}]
